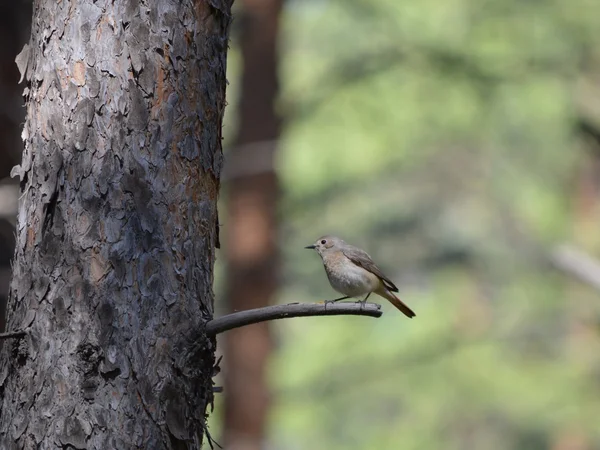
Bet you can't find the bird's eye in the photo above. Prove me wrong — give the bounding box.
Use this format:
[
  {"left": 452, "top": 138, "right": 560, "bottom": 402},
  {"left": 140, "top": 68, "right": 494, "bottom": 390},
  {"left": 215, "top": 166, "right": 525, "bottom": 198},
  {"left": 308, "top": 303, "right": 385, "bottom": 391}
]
[{"left": 320, "top": 239, "right": 326, "bottom": 245}]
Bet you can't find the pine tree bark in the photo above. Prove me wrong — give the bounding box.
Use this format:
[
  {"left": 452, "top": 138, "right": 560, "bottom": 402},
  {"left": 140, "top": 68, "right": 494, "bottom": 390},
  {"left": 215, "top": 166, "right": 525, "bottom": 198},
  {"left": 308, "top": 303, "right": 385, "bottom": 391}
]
[
  {"left": 0, "top": 0, "right": 231, "bottom": 448},
  {"left": 0, "top": 0, "right": 32, "bottom": 333}
]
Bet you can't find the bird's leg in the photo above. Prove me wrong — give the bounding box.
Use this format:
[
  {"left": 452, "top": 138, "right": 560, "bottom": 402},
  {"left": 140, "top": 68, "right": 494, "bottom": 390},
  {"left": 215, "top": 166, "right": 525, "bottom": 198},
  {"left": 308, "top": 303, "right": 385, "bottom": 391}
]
[
  {"left": 359, "top": 293, "right": 372, "bottom": 309},
  {"left": 324, "top": 296, "right": 350, "bottom": 306}
]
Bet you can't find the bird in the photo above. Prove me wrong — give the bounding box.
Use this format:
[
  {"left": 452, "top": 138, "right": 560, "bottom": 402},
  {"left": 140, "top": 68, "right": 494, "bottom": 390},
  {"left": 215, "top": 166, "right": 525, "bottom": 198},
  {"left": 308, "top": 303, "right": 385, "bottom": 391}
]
[{"left": 305, "top": 235, "right": 416, "bottom": 318}]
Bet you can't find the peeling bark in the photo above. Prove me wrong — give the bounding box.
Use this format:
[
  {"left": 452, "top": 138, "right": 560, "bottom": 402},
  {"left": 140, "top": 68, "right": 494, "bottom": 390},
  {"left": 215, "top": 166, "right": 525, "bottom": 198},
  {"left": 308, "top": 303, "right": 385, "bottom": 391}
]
[
  {"left": 0, "top": 1, "right": 30, "bottom": 178},
  {"left": 0, "top": 0, "right": 32, "bottom": 334},
  {"left": 0, "top": 0, "right": 231, "bottom": 448}
]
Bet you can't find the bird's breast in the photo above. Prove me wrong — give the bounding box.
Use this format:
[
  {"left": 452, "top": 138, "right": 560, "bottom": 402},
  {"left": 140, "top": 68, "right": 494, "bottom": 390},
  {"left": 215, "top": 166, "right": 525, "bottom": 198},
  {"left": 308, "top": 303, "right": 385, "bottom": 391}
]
[{"left": 321, "top": 252, "right": 380, "bottom": 297}]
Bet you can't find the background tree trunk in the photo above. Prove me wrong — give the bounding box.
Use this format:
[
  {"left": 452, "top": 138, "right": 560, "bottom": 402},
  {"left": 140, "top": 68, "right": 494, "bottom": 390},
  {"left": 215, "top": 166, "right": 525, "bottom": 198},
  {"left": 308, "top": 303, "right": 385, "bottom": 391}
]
[
  {"left": 222, "top": 0, "right": 282, "bottom": 448},
  {"left": 0, "top": 0, "right": 231, "bottom": 448}
]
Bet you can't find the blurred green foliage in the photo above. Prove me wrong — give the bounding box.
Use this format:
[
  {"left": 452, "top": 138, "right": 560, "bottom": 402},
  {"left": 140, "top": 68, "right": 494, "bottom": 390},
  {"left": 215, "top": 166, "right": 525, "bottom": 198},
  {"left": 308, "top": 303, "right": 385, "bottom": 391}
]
[{"left": 214, "top": 0, "right": 600, "bottom": 448}]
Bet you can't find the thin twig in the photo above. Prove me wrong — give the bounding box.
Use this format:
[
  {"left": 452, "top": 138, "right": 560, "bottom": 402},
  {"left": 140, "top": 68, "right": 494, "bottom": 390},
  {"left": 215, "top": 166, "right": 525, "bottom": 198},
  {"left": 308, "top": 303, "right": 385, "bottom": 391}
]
[
  {"left": 0, "top": 330, "right": 27, "bottom": 340},
  {"left": 551, "top": 244, "right": 600, "bottom": 292},
  {"left": 206, "top": 302, "right": 383, "bottom": 336}
]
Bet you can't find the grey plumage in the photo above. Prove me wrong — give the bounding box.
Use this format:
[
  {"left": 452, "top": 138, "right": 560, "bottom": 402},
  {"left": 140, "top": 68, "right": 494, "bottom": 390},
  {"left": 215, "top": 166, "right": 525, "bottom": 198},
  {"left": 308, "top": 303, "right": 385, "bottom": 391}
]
[
  {"left": 340, "top": 245, "right": 399, "bottom": 293},
  {"left": 305, "top": 235, "right": 416, "bottom": 318}
]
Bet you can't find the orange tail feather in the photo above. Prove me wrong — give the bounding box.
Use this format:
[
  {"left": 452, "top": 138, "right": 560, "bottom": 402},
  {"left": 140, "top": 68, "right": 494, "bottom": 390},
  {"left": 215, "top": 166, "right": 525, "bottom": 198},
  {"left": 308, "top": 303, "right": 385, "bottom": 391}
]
[{"left": 379, "top": 289, "right": 416, "bottom": 318}]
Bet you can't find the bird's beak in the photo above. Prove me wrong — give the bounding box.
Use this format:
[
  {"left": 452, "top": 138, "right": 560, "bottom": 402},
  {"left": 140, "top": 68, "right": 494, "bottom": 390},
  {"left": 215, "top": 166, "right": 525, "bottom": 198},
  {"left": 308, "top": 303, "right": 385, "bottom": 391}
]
[{"left": 304, "top": 244, "right": 316, "bottom": 249}]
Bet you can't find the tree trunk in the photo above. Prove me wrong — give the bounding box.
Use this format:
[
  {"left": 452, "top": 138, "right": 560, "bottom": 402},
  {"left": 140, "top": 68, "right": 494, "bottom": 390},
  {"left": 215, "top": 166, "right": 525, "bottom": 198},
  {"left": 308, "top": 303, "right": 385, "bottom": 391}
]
[
  {"left": 0, "top": 0, "right": 231, "bottom": 448},
  {"left": 222, "top": 0, "right": 282, "bottom": 448},
  {"left": 0, "top": 0, "right": 32, "bottom": 333},
  {"left": 0, "top": 0, "right": 30, "bottom": 177}
]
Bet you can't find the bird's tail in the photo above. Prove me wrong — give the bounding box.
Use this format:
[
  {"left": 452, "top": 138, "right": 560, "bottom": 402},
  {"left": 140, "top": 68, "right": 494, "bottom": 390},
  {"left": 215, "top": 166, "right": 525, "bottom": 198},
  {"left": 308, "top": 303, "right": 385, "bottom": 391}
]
[{"left": 379, "top": 289, "right": 416, "bottom": 318}]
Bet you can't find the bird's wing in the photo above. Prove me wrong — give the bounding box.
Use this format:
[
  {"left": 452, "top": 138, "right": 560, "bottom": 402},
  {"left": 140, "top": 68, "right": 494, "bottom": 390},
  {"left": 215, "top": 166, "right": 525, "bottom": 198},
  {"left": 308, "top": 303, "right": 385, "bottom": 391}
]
[{"left": 341, "top": 246, "right": 399, "bottom": 292}]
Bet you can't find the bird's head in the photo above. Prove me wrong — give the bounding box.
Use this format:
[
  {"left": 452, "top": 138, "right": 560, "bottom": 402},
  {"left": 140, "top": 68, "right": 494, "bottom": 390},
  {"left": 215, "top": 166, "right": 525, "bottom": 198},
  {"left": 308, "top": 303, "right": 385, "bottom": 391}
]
[{"left": 305, "top": 235, "right": 344, "bottom": 256}]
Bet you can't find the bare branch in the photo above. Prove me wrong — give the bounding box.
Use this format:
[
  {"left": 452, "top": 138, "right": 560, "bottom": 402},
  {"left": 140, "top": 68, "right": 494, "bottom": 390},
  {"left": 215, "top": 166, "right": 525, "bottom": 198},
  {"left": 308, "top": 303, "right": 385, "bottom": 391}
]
[
  {"left": 206, "top": 302, "right": 383, "bottom": 336},
  {"left": 551, "top": 244, "right": 600, "bottom": 292},
  {"left": 0, "top": 329, "right": 27, "bottom": 340}
]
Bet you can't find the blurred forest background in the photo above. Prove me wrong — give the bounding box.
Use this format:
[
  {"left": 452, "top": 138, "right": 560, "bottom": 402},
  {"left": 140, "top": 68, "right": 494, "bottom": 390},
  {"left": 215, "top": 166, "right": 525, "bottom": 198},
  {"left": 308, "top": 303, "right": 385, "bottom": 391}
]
[
  {"left": 1, "top": 0, "right": 600, "bottom": 449},
  {"left": 214, "top": 0, "right": 600, "bottom": 449}
]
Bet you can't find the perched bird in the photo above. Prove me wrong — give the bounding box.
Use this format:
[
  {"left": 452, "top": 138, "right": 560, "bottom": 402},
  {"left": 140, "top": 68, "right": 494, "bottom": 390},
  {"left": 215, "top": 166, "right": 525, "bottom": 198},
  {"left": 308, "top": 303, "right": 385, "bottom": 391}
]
[{"left": 305, "top": 235, "right": 415, "bottom": 318}]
